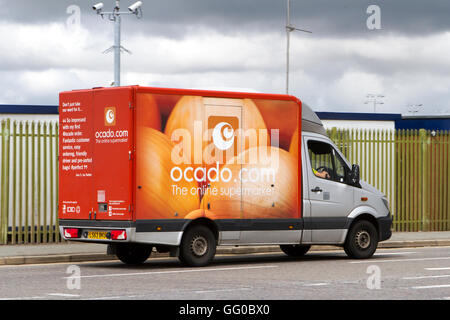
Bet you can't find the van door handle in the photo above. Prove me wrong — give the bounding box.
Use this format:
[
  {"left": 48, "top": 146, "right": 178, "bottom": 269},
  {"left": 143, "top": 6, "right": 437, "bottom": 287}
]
[{"left": 311, "top": 187, "right": 322, "bottom": 193}]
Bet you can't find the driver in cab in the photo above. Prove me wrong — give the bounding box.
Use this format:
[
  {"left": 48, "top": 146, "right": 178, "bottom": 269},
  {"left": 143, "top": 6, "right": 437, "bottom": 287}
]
[
  {"left": 313, "top": 167, "right": 330, "bottom": 179},
  {"left": 308, "top": 141, "right": 333, "bottom": 180}
]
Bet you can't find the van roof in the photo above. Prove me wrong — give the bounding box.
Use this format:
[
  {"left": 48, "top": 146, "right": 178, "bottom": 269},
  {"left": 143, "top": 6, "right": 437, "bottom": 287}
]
[{"left": 302, "top": 103, "right": 327, "bottom": 136}]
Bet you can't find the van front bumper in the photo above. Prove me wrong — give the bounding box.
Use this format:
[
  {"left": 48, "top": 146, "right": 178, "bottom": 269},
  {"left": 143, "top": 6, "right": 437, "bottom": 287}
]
[{"left": 377, "top": 215, "right": 393, "bottom": 242}]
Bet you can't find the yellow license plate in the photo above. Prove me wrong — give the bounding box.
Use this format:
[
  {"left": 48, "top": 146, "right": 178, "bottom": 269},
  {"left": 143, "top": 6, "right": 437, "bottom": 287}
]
[{"left": 87, "top": 231, "right": 109, "bottom": 240}]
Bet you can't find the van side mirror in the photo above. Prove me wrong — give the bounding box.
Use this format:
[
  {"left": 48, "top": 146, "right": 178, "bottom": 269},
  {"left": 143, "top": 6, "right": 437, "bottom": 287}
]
[{"left": 349, "top": 164, "right": 361, "bottom": 187}]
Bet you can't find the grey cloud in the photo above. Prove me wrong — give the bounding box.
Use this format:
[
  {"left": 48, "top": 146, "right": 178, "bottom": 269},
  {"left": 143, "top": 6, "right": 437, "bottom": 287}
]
[{"left": 2, "top": 1, "right": 450, "bottom": 37}]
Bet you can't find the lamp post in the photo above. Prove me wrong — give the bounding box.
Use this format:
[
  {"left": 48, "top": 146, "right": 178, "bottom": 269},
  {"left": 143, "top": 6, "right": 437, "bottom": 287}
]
[
  {"left": 93, "top": 1, "right": 143, "bottom": 87},
  {"left": 286, "top": 0, "right": 311, "bottom": 94}
]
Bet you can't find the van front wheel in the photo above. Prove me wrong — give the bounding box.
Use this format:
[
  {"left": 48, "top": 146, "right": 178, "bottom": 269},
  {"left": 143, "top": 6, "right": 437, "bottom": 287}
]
[
  {"left": 344, "top": 220, "right": 378, "bottom": 259},
  {"left": 179, "top": 225, "right": 216, "bottom": 267}
]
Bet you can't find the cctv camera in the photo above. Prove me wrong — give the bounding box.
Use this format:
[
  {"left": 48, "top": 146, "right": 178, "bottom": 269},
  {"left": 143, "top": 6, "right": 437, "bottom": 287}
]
[
  {"left": 93, "top": 2, "right": 104, "bottom": 11},
  {"left": 128, "top": 1, "right": 143, "bottom": 13}
]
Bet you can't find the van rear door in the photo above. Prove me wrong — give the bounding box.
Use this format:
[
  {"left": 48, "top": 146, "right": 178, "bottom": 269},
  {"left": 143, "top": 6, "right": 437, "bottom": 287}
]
[
  {"left": 91, "top": 87, "right": 134, "bottom": 221},
  {"left": 59, "top": 90, "right": 95, "bottom": 220}
]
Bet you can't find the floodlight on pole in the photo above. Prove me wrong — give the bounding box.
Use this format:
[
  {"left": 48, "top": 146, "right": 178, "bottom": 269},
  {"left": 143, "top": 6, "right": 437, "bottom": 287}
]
[
  {"left": 407, "top": 104, "right": 422, "bottom": 115},
  {"left": 93, "top": 0, "right": 143, "bottom": 87},
  {"left": 364, "top": 94, "right": 385, "bottom": 113},
  {"left": 286, "top": 0, "right": 311, "bottom": 94}
]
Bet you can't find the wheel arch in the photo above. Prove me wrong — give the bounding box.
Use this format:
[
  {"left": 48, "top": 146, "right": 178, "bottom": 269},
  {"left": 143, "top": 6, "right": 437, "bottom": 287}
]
[
  {"left": 347, "top": 206, "right": 381, "bottom": 236},
  {"left": 348, "top": 213, "right": 379, "bottom": 234},
  {"left": 182, "top": 218, "right": 219, "bottom": 242},
  {"left": 345, "top": 212, "right": 380, "bottom": 246}
]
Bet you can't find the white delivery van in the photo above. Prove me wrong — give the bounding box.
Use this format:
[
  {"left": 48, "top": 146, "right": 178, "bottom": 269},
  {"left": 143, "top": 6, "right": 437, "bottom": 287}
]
[{"left": 59, "top": 86, "right": 392, "bottom": 267}]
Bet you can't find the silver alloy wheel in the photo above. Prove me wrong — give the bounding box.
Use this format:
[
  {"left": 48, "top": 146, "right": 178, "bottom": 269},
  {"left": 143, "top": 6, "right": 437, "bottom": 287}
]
[
  {"left": 355, "top": 230, "right": 371, "bottom": 249},
  {"left": 190, "top": 235, "right": 208, "bottom": 257}
]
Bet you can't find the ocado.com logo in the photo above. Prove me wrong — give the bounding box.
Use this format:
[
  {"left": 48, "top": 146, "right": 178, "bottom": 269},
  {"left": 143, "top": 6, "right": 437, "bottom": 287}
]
[
  {"left": 104, "top": 107, "right": 116, "bottom": 126},
  {"left": 212, "top": 122, "right": 234, "bottom": 151}
]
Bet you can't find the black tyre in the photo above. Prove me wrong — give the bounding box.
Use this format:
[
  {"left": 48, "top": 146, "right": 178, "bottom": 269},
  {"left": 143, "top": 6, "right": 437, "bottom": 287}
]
[
  {"left": 280, "top": 244, "right": 311, "bottom": 257},
  {"left": 344, "top": 220, "right": 378, "bottom": 259},
  {"left": 179, "top": 225, "right": 216, "bottom": 267},
  {"left": 116, "top": 244, "right": 152, "bottom": 265}
]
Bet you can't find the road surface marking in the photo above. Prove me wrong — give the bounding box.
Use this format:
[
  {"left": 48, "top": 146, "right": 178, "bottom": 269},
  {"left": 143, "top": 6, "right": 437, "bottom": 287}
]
[
  {"left": 350, "top": 256, "right": 450, "bottom": 264},
  {"left": 425, "top": 267, "right": 450, "bottom": 271},
  {"left": 65, "top": 265, "right": 278, "bottom": 279},
  {"left": 194, "top": 287, "right": 252, "bottom": 294},
  {"left": 302, "top": 283, "right": 329, "bottom": 287},
  {"left": 0, "top": 296, "right": 46, "bottom": 300},
  {"left": 374, "top": 251, "right": 416, "bottom": 255},
  {"left": 47, "top": 293, "right": 81, "bottom": 297},
  {"left": 403, "top": 274, "right": 450, "bottom": 280},
  {"left": 411, "top": 284, "right": 450, "bottom": 290}
]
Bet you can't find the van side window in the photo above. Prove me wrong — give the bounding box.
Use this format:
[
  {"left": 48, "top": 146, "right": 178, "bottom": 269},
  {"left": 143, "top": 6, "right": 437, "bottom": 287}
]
[
  {"left": 307, "top": 141, "right": 334, "bottom": 180},
  {"left": 332, "top": 149, "right": 349, "bottom": 183},
  {"left": 307, "top": 140, "right": 349, "bottom": 184}
]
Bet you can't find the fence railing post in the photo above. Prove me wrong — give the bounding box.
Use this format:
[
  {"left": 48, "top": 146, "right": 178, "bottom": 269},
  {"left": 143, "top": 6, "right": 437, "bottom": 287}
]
[
  {"left": 1, "top": 119, "right": 11, "bottom": 244},
  {"left": 419, "top": 129, "right": 430, "bottom": 231},
  {"left": 12, "top": 121, "right": 17, "bottom": 244}
]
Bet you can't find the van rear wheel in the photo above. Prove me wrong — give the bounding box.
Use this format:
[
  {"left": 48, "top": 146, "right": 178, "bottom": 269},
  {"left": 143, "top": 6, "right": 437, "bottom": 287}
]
[
  {"left": 116, "top": 244, "right": 152, "bottom": 265},
  {"left": 344, "top": 220, "right": 378, "bottom": 259},
  {"left": 280, "top": 244, "right": 311, "bottom": 257},
  {"left": 179, "top": 225, "right": 216, "bottom": 267}
]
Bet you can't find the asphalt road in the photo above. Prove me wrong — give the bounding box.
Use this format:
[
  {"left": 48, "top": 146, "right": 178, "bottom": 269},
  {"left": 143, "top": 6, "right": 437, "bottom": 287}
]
[{"left": 1, "top": 246, "right": 450, "bottom": 300}]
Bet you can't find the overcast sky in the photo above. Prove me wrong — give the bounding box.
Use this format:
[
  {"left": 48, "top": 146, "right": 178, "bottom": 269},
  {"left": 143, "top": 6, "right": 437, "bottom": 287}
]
[{"left": 1, "top": 0, "right": 450, "bottom": 115}]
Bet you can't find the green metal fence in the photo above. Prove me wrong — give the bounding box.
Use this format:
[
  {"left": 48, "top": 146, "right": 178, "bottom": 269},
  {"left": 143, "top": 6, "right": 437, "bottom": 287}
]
[
  {"left": 328, "top": 127, "right": 450, "bottom": 232},
  {"left": 0, "top": 119, "right": 60, "bottom": 245},
  {"left": 0, "top": 119, "right": 449, "bottom": 244}
]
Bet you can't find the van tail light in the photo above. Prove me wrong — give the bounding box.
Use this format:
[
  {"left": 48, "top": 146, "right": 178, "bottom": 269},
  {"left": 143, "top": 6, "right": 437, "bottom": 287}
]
[
  {"left": 64, "top": 228, "right": 80, "bottom": 239},
  {"left": 111, "top": 230, "right": 127, "bottom": 240}
]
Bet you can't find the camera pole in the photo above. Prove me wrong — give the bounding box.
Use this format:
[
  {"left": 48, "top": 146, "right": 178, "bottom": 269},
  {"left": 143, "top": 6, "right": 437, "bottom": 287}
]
[{"left": 93, "top": 0, "right": 143, "bottom": 87}]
